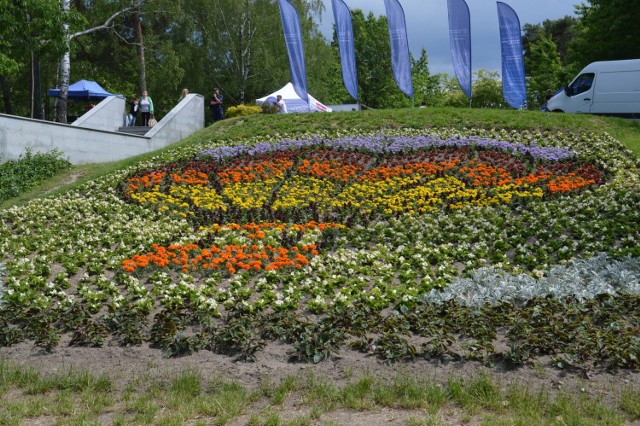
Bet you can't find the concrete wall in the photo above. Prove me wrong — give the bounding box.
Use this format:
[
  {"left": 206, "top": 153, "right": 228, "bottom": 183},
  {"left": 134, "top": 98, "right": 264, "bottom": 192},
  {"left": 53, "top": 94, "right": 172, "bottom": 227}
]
[
  {"left": 0, "top": 94, "right": 205, "bottom": 164},
  {"left": 71, "top": 95, "right": 127, "bottom": 131},
  {"left": 145, "top": 94, "right": 205, "bottom": 149}
]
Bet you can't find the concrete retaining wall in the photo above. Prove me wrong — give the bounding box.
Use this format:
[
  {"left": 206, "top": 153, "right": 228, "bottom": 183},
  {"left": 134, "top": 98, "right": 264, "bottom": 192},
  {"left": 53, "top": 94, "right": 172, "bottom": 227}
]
[
  {"left": 71, "top": 95, "right": 127, "bottom": 131},
  {"left": 0, "top": 94, "right": 205, "bottom": 164}
]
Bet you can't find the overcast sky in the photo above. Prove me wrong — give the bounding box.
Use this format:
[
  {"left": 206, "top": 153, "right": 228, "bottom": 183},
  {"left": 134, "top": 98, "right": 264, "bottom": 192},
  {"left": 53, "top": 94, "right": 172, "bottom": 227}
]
[{"left": 317, "top": 0, "right": 579, "bottom": 76}]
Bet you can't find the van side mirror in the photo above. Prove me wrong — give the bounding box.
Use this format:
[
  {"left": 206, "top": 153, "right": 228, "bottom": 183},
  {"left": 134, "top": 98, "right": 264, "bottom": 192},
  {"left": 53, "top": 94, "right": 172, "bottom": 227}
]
[{"left": 564, "top": 85, "right": 571, "bottom": 96}]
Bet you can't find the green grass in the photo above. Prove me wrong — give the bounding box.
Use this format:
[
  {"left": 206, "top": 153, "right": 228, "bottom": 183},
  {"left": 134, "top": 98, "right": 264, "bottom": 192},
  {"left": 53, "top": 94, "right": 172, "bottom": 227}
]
[
  {"left": 211, "top": 107, "right": 640, "bottom": 156},
  {"left": 2, "top": 107, "right": 639, "bottom": 210},
  {"left": 0, "top": 361, "right": 637, "bottom": 425}
]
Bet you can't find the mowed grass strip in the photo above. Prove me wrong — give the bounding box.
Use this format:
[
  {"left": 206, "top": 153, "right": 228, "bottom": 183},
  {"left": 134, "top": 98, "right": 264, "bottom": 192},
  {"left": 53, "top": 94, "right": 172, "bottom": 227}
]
[{"left": 1, "top": 361, "right": 636, "bottom": 425}]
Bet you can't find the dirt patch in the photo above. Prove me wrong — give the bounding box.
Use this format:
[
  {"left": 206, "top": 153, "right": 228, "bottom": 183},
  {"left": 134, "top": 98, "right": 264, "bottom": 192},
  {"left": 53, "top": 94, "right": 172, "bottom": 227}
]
[
  {"left": 0, "top": 340, "right": 637, "bottom": 401},
  {"left": 1, "top": 340, "right": 638, "bottom": 426},
  {"left": 44, "top": 171, "right": 84, "bottom": 194}
]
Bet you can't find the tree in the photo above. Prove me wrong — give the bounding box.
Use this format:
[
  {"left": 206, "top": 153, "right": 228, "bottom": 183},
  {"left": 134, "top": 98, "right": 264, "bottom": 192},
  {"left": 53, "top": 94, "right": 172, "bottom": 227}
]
[
  {"left": 324, "top": 45, "right": 351, "bottom": 105},
  {"left": 158, "top": 0, "right": 329, "bottom": 113},
  {"left": 523, "top": 16, "right": 578, "bottom": 66},
  {"left": 471, "top": 70, "right": 508, "bottom": 109},
  {"left": 0, "top": 0, "right": 21, "bottom": 78},
  {"left": 133, "top": 0, "right": 146, "bottom": 93},
  {"left": 0, "top": 0, "right": 25, "bottom": 115},
  {"left": 164, "top": 0, "right": 288, "bottom": 107},
  {"left": 54, "top": 0, "right": 131, "bottom": 123},
  {"left": 411, "top": 49, "right": 443, "bottom": 107},
  {"left": 438, "top": 74, "right": 465, "bottom": 107},
  {"left": 350, "top": 10, "right": 404, "bottom": 109},
  {"left": 571, "top": 0, "right": 640, "bottom": 66},
  {"left": 525, "top": 34, "right": 563, "bottom": 109},
  {"left": 0, "top": 0, "right": 66, "bottom": 116}
]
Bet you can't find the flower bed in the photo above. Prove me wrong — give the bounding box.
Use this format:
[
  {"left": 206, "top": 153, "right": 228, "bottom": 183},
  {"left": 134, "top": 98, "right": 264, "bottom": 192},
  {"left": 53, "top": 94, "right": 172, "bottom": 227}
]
[
  {"left": 0, "top": 128, "right": 639, "bottom": 368},
  {"left": 118, "top": 136, "right": 604, "bottom": 283}
]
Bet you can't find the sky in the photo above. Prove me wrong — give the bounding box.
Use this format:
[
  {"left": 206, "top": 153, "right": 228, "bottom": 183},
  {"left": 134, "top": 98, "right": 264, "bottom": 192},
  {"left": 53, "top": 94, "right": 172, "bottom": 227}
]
[{"left": 317, "top": 0, "right": 579, "bottom": 76}]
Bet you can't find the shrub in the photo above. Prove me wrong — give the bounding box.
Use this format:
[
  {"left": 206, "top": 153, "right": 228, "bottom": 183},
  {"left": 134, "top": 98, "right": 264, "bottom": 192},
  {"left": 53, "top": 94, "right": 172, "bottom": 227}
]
[
  {"left": 260, "top": 102, "right": 279, "bottom": 114},
  {"left": 225, "top": 104, "right": 262, "bottom": 119},
  {"left": 0, "top": 148, "right": 72, "bottom": 203}
]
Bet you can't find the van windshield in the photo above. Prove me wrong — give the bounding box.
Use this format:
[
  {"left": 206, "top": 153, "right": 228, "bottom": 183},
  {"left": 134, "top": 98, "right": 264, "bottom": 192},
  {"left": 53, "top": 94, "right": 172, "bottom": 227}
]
[{"left": 569, "top": 73, "right": 595, "bottom": 96}]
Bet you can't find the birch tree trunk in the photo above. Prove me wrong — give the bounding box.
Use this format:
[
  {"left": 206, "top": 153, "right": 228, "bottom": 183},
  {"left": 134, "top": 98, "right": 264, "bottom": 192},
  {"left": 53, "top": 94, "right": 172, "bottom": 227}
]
[
  {"left": 54, "top": 1, "right": 132, "bottom": 123},
  {"left": 238, "top": 0, "right": 253, "bottom": 104},
  {"left": 54, "top": 0, "right": 70, "bottom": 123},
  {"left": 216, "top": 0, "right": 254, "bottom": 104},
  {"left": 135, "top": 0, "right": 146, "bottom": 93}
]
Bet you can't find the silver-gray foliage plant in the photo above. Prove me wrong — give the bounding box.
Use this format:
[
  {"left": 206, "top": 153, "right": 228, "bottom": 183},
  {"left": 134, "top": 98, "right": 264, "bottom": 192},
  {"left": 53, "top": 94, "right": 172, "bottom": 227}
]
[{"left": 420, "top": 253, "right": 640, "bottom": 307}]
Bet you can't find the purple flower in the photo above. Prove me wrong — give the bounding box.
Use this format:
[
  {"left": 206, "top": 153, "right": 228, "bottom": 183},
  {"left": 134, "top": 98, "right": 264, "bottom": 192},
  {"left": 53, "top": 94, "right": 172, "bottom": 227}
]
[{"left": 198, "top": 133, "right": 577, "bottom": 162}]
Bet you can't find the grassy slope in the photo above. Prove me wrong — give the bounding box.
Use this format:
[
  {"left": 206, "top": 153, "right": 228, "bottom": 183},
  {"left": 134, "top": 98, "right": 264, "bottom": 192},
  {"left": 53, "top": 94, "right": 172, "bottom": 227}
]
[
  {"left": 2, "top": 107, "right": 639, "bottom": 210},
  {"left": 1, "top": 109, "right": 639, "bottom": 424}
]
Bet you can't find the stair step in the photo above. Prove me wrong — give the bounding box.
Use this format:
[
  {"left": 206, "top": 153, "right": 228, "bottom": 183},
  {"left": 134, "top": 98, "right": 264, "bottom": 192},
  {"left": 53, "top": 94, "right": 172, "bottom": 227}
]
[{"left": 118, "top": 126, "right": 152, "bottom": 135}]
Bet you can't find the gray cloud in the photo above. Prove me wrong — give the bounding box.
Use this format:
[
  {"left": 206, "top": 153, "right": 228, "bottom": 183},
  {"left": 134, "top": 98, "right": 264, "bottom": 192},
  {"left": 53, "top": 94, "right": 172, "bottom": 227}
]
[{"left": 318, "top": 0, "right": 578, "bottom": 75}]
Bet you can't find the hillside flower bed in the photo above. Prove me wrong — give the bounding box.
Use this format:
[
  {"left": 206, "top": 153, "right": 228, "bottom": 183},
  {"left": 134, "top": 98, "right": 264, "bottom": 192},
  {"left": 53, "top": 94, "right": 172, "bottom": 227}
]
[{"left": 0, "top": 128, "right": 639, "bottom": 369}]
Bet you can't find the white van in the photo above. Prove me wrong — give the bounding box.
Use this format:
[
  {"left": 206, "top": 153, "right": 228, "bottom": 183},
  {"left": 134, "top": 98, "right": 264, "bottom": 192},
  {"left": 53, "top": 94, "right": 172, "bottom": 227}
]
[{"left": 545, "top": 59, "right": 640, "bottom": 117}]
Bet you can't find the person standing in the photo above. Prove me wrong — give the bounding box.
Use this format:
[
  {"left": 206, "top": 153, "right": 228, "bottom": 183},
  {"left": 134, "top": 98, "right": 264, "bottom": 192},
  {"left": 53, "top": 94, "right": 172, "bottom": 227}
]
[
  {"left": 127, "top": 97, "right": 139, "bottom": 126},
  {"left": 139, "top": 90, "right": 154, "bottom": 126},
  {"left": 543, "top": 88, "right": 554, "bottom": 110},
  {"left": 210, "top": 88, "right": 224, "bottom": 122},
  {"left": 276, "top": 94, "right": 287, "bottom": 114}
]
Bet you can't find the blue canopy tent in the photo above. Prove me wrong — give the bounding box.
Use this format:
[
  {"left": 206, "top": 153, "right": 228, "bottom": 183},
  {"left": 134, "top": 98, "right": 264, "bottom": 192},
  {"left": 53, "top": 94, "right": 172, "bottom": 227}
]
[{"left": 48, "top": 79, "right": 113, "bottom": 100}]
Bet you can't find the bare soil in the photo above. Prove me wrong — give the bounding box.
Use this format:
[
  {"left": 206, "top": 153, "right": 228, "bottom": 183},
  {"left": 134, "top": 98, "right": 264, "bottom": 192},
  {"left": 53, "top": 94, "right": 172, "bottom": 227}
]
[{"left": 1, "top": 339, "right": 637, "bottom": 400}]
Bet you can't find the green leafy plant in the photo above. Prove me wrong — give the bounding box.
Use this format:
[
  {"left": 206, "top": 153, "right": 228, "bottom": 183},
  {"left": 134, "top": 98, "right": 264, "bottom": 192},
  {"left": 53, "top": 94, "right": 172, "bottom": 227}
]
[
  {"left": 207, "top": 314, "right": 266, "bottom": 362},
  {"left": 288, "top": 317, "right": 348, "bottom": 364},
  {"left": 0, "top": 148, "right": 71, "bottom": 203}
]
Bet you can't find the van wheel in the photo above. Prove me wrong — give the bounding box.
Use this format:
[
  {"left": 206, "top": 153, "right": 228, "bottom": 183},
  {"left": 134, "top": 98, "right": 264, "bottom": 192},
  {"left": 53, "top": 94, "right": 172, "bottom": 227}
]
[{"left": 552, "top": 109, "right": 564, "bottom": 113}]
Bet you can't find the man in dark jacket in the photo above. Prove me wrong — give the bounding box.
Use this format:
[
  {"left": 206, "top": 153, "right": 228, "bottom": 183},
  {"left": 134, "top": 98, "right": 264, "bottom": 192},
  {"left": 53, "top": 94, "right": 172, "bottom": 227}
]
[{"left": 210, "top": 88, "right": 224, "bottom": 122}]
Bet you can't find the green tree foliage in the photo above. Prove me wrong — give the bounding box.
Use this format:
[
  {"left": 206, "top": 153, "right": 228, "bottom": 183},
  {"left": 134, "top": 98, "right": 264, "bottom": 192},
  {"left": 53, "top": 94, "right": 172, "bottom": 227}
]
[
  {"left": 440, "top": 74, "right": 468, "bottom": 108},
  {"left": 525, "top": 34, "right": 563, "bottom": 109},
  {"left": 168, "top": 0, "right": 287, "bottom": 106},
  {"left": 572, "top": 0, "right": 640, "bottom": 65},
  {"left": 472, "top": 70, "right": 508, "bottom": 109},
  {"left": 411, "top": 49, "right": 442, "bottom": 108},
  {"left": 0, "top": 0, "right": 67, "bottom": 116},
  {"left": 574, "top": 0, "right": 640, "bottom": 66},
  {"left": 523, "top": 16, "right": 578, "bottom": 66},
  {"left": 1, "top": 0, "right": 331, "bottom": 119},
  {"left": 324, "top": 37, "right": 351, "bottom": 105},
  {"left": 0, "top": 0, "right": 21, "bottom": 78},
  {"left": 148, "top": 0, "right": 331, "bottom": 116},
  {"left": 351, "top": 10, "right": 403, "bottom": 109},
  {"left": 349, "top": 10, "right": 431, "bottom": 109},
  {"left": 70, "top": 1, "right": 140, "bottom": 97},
  {"left": 0, "top": 0, "right": 66, "bottom": 75}
]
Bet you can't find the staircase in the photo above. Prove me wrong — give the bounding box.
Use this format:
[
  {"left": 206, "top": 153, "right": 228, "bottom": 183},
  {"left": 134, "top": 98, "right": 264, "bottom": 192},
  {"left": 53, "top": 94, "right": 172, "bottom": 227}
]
[{"left": 117, "top": 126, "right": 152, "bottom": 136}]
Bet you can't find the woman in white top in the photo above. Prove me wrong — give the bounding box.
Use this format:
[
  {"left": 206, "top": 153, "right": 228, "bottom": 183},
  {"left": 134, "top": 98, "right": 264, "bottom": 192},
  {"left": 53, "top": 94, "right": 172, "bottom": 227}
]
[{"left": 139, "top": 90, "right": 154, "bottom": 126}]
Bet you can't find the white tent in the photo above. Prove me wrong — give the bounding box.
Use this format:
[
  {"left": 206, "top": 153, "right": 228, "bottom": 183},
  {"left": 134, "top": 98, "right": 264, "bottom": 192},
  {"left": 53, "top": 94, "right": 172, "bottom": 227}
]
[{"left": 256, "top": 82, "right": 332, "bottom": 113}]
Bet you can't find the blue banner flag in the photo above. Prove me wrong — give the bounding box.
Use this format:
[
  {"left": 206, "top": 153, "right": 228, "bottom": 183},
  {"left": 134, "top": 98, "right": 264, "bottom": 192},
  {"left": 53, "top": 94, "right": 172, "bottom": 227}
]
[
  {"left": 277, "top": 0, "right": 309, "bottom": 104},
  {"left": 331, "top": 0, "right": 358, "bottom": 101},
  {"left": 497, "top": 2, "right": 526, "bottom": 109},
  {"left": 447, "top": 0, "right": 472, "bottom": 99},
  {"left": 383, "top": 0, "right": 413, "bottom": 99}
]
